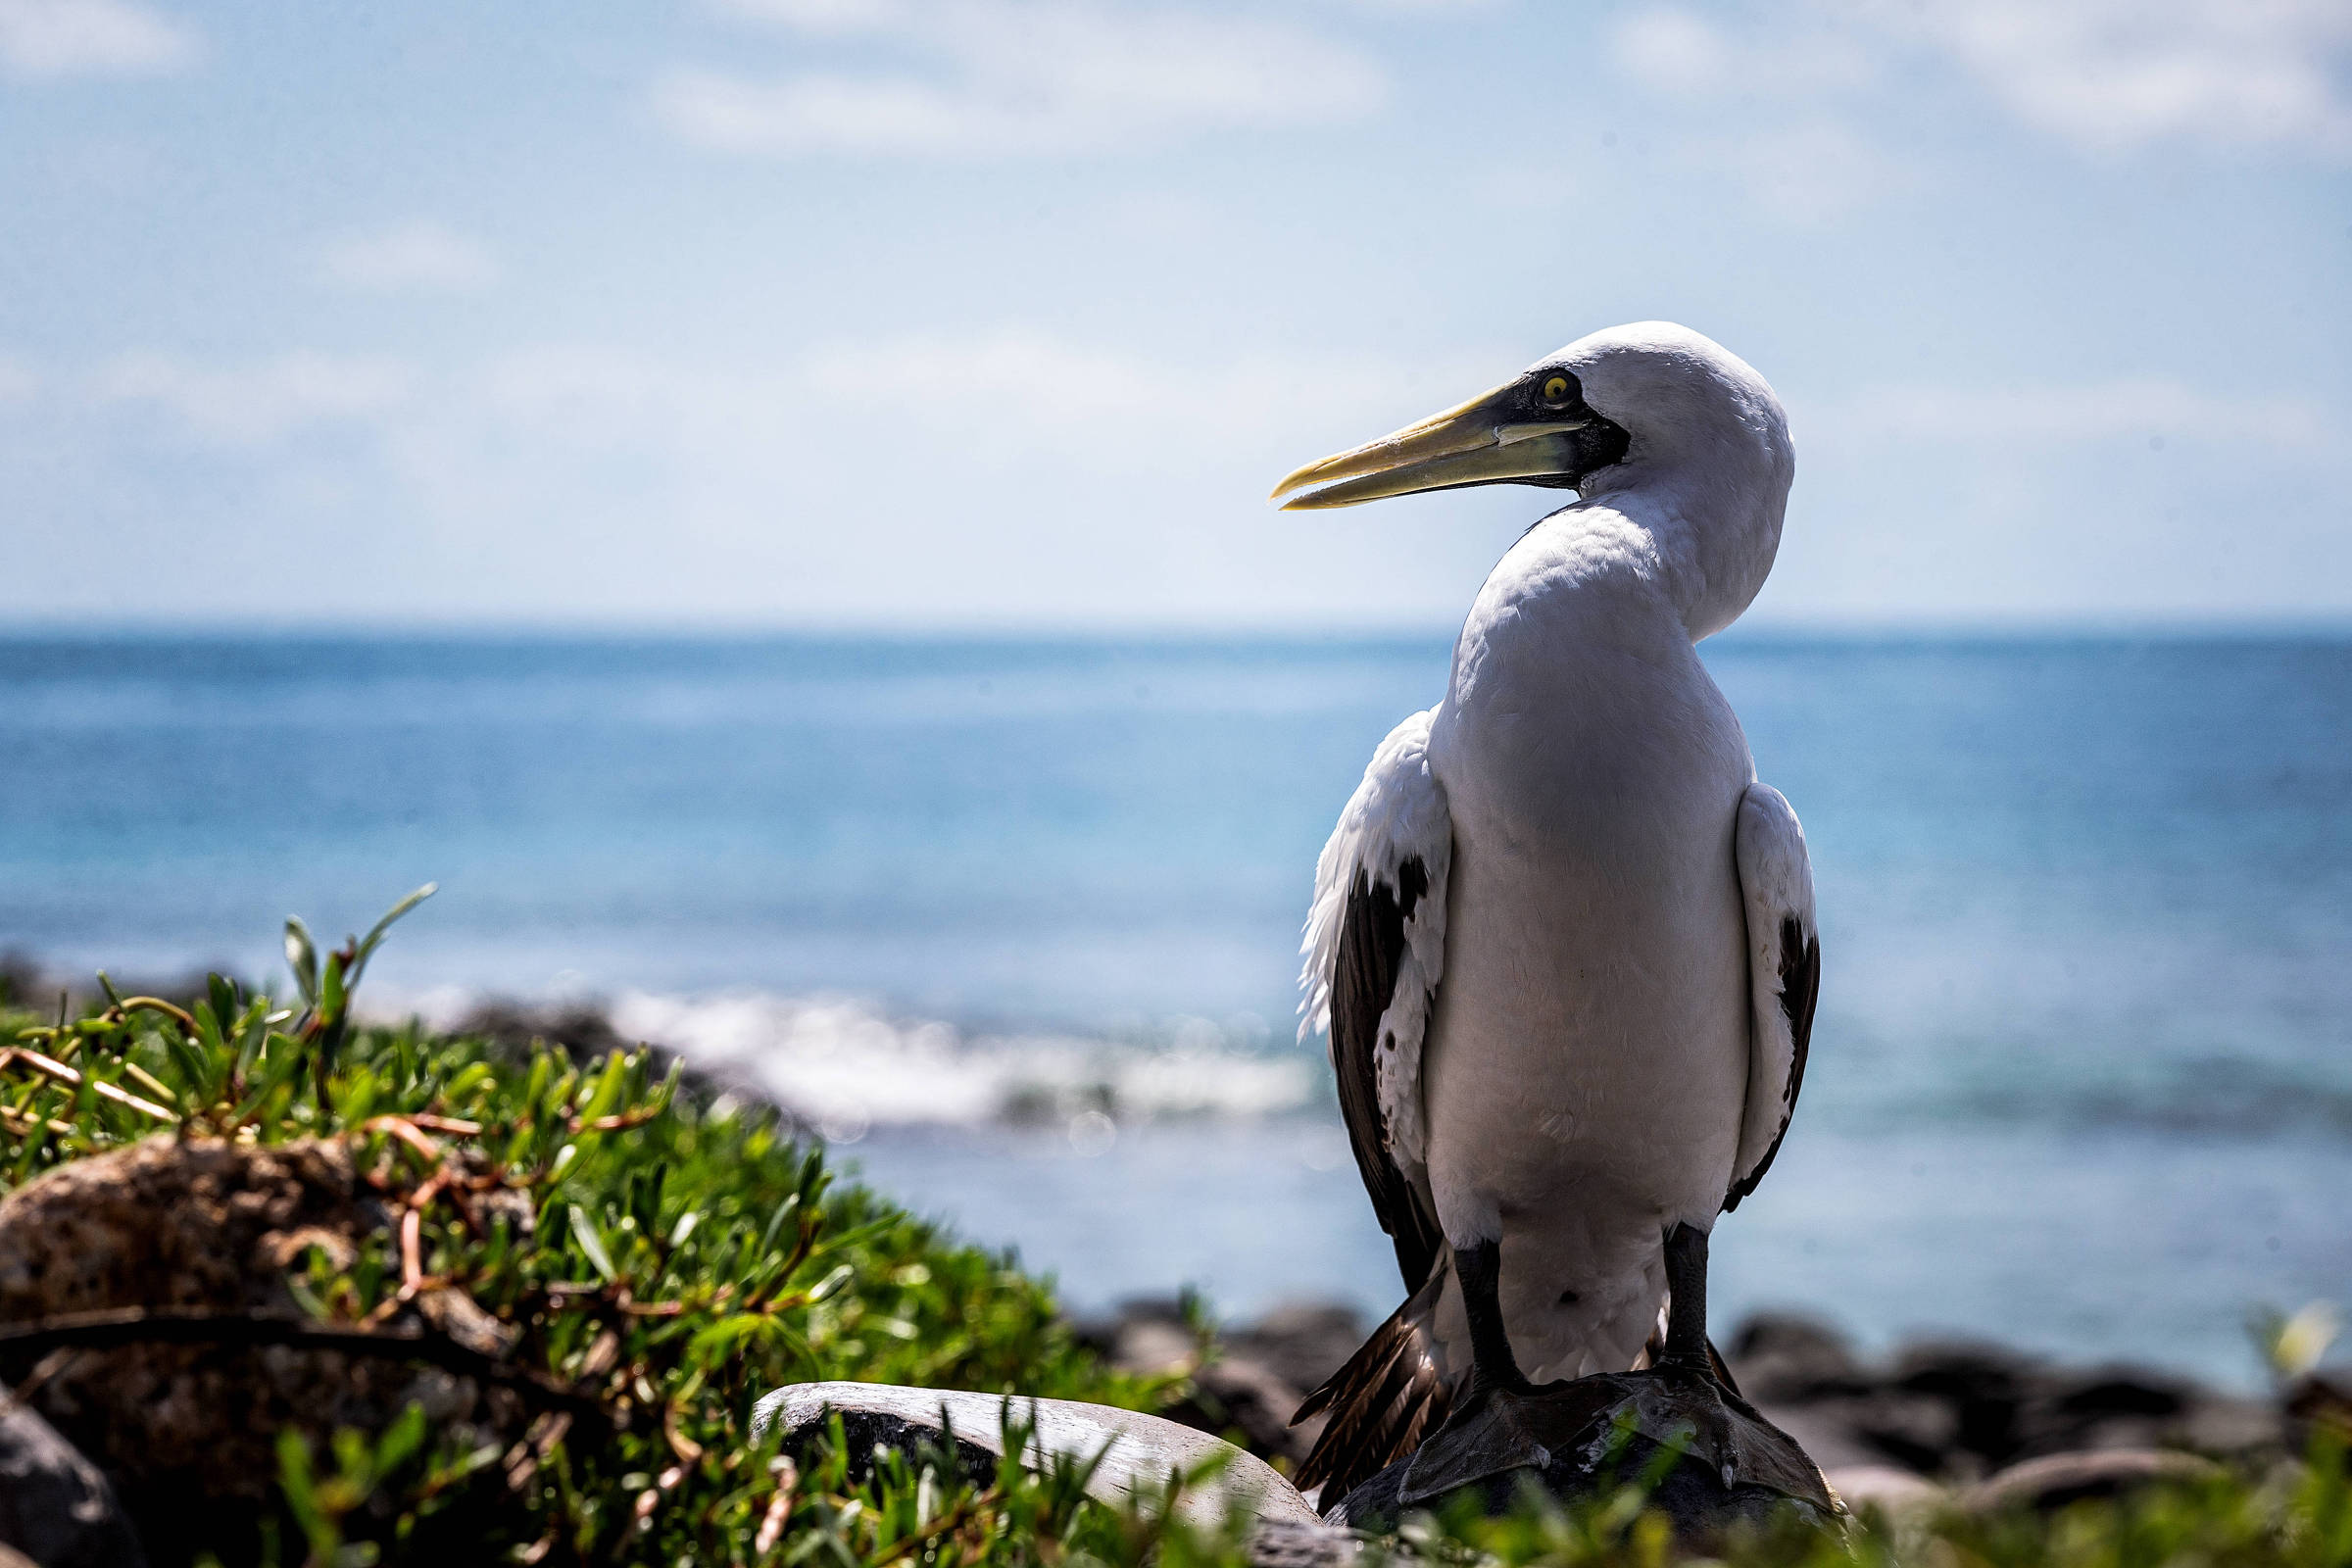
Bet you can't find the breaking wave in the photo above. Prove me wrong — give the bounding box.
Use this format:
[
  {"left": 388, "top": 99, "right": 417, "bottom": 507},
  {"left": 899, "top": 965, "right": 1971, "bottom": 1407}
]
[{"left": 386, "top": 987, "right": 1320, "bottom": 1143}]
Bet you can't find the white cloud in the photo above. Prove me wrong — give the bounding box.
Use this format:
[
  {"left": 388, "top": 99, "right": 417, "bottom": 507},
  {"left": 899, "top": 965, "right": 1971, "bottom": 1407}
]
[
  {"left": 1613, "top": 0, "right": 2352, "bottom": 164},
  {"left": 708, "top": 0, "right": 903, "bottom": 26},
  {"left": 25, "top": 330, "right": 1521, "bottom": 622},
  {"left": 1813, "top": 377, "right": 2329, "bottom": 451},
  {"left": 317, "top": 220, "right": 500, "bottom": 293},
  {"left": 1613, "top": 8, "right": 1733, "bottom": 94},
  {"left": 1606, "top": 10, "right": 1897, "bottom": 221},
  {"left": 66, "top": 332, "right": 1485, "bottom": 471},
  {"left": 1862, "top": 0, "right": 2352, "bottom": 157},
  {"left": 459, "top": 331, "right": 1493, "bottom": 485},
  {"left": 1613, "top": 7, "right": 1874, "bottom": 99},
  {"left": 0, "top": 0, "right": 196, "bottom": 78},
  {"left": 657, "top": 0, "right": 1386, "bottom": 157},
  {"left": 0, "top": 355, "right": 36, "bottom": 404},
  {"left": 89, "top": 352, "right": 418, "bottom": 445},
  {"left": 18, "top": 338, "right": 2351, "bottom": 625}
]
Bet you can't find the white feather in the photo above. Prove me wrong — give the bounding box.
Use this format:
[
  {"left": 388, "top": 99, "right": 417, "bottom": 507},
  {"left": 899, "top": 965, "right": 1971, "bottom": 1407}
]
[
  {"left": 1731, "top": 780, "right": 1817, "bottom": 1196},
  {"left": 1300, "top": 708, "right": 1451, "bottom": 1171}
]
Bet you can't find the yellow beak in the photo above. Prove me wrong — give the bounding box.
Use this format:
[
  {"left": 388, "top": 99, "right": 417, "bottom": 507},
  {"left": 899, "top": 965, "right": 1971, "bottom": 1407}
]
[{"left": 1269, "top": 381, "right": 1592, "bottom": 511}]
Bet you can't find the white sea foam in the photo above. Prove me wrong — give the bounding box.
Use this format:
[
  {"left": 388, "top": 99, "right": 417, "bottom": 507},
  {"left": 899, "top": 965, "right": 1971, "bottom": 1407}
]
[{"left": 376, "top": 986, "right": 1318, "bottom": 1140}]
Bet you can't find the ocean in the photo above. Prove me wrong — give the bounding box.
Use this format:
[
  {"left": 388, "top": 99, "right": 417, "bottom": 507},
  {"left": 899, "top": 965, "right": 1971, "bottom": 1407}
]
[{"left": 2, "top": 632, "right": 2347, "bottom": 1388}]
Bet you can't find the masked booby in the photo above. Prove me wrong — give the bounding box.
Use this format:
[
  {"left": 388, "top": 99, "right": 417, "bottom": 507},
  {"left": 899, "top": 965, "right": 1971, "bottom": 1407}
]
[{"left": 1277, "top": 321, "right": 1821, "bottom": 1502}]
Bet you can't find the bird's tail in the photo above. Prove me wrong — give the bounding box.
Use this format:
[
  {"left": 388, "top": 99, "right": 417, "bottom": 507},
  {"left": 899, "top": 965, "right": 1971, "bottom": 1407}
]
[{"left": 1290, "top": 1262, "right": 1452, "bottom": 1504}]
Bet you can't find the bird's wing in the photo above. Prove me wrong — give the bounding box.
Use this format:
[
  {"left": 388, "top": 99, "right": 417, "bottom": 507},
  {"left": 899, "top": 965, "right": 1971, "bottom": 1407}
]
[
  {"left": 1725, "top": 781, "right": 1820, "bottom": 1209},
  {"left": 1300, "top": 708, "right": 1451, "bottom": 1289}
]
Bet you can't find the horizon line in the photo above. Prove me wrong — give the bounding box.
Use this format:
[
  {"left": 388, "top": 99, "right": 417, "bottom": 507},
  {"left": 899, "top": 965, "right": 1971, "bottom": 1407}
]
[{"left": 3, "top": 612, "right": 2352, "bottom": 644}]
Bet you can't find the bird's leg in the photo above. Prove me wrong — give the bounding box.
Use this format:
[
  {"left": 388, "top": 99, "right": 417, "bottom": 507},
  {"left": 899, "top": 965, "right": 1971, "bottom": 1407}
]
[
  {"left": 1454, "top": 1239, "right": 1534, "bottom": 1399},
  {"left": 1660, "top": 1222, "right": 1710, "bottom": 1372},
  {"left": 1396, "top": 1240, "right": 1550, "bottom": 1504}
]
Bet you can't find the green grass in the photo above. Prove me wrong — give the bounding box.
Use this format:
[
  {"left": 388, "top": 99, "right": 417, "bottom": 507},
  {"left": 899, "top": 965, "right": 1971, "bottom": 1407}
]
[
  {"left": 3, "top": 890, "right": 2347, "bottom": 1567},
  {"left": 0, "top": 890, "right": 1172, "bottom": 1564}
]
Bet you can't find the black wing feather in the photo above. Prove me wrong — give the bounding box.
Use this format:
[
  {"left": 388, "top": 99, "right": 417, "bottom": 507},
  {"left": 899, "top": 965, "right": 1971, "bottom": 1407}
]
[
  {"left": 1723, "top": 914, "right": 1820, "bottom": 1209},
  {"left": 1330, "top": 859, "right": 1446, "bottom": 1291}
]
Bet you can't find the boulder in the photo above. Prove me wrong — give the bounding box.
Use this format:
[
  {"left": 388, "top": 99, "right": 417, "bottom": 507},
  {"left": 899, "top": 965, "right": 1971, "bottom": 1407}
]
[
  {"left": 0, "top": 1389, "right": 145, "bottom": 1568},
  {"left": 1727, "top": 1316, "right": 2288, "bottom": 1483},
  {"left": 1326, "top": 1367, "right": 1839, "bottom": 1544},
  {"left": 752, "top": 1380, "right": 1327, "bottom": 1534},
  {"left": 1074, "top": 1298, "right": 1347, "bottom": 1467},
  {"left": 1964, "top": 1448, "right": 2222, "bottom": 1513},
  {"left": 0, "top": 1136, "right": 525, "bottom": 1561},
  {"left": 1728, "top": 1313, "right": 1870, "bottom": 1403},
  {"left": 1822, "top": 1464, "right": 1946, "bottom": 1516},
  {"left": 1225, "top": 1302, "right": 1367, "bottom": 1397}
]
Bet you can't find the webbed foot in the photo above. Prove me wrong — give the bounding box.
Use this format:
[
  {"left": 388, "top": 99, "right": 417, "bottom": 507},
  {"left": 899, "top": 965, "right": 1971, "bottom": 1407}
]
[
  {"left": 1396, "top": 1239, "right": 1564, "bottom": 1504},
  {"left": 1396, "top": 1381, "right": 1558, "bottom": 1504}
]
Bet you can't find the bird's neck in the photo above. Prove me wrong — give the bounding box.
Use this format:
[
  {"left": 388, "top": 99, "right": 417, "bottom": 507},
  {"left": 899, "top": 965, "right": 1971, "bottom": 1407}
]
[{"left": 1571, "top": 454, "right": 1789, "bottom": 642}]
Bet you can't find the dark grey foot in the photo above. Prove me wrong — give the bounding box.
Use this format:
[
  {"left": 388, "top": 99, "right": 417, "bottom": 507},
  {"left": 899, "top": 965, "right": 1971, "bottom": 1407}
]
[{"left": 1398, "top": 1240, "right": 1555, "bottom": 1503}]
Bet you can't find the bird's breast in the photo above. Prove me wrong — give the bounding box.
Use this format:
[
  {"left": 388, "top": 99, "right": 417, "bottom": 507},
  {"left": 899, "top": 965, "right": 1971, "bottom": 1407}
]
[{"left": 1422, "top": 612, "right": 1754, "bottom": 1224}]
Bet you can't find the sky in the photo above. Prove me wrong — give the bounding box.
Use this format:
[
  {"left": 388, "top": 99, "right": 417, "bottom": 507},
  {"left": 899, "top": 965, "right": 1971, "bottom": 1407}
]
[{"left": 0, "top": 0, "right": 2346, "bottom": 630}]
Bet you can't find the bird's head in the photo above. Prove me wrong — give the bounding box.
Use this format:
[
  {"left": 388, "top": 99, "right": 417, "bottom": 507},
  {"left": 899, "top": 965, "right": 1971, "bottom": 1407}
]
[{"left": 1269, "top": 321, "right": 1789, "bottom": 514}]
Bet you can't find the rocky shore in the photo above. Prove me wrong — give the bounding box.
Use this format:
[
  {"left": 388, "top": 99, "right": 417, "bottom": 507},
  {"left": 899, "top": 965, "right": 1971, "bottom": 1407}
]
[
  {"left": 1075, "top": 1296, "right": 2349, "bottom": 1513},
  {"left": 8, "top": 970, "right": 2350, "bottom": 1563}
]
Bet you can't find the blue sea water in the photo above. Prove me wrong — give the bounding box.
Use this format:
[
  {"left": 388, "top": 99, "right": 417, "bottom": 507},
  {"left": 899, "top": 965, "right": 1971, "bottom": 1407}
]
[{"left": 2, "top": 632, "right": 2348, "bottom": 1387}]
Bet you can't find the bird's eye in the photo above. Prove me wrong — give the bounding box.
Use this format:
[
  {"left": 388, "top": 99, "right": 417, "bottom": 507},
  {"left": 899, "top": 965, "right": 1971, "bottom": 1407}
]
[{"left": 1540, "top": 374, "right": 1572, "bottom": 405}]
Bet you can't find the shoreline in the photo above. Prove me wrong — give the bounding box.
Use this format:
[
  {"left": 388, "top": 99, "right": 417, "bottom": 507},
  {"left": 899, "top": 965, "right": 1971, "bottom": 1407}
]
[
  {"left": 1083, "top": 1294, "right": 2343, "bottom": 1510},
  {"left": 4, "top": 966, "right": 2341, "bottom": 1397}
]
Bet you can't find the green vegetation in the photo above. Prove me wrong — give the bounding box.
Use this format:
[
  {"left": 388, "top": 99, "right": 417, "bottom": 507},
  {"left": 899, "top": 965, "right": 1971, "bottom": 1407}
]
[
  {"left": 0, "top": 890, "right": 1167, "bottom": 1563},
  {"left": 2, "top": 890, "right": 2347, "bottom": 1567}
]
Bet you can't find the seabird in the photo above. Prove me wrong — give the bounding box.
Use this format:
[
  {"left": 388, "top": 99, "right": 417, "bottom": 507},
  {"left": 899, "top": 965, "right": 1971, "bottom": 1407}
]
[{"left": 1275, "top": 322, "right": 1821, "bottom": 1501}]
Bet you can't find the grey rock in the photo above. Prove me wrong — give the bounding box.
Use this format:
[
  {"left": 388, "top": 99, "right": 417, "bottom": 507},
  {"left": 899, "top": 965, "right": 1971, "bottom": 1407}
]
[
  {"left": 0, "top": 1388, "right": 147, "bottom": 1568},
  {"left": 752, "top": 1380, "right": 1325, "bottom": 1533},
  {"left": 1074, "top": 1298, "right": 1337, "bottom": 1466},
  {"left": 1326, "top": 1368, "right": 1839, "bottom": 1544},
  {"left": 1728, "top": 1314, "right": 1869, "bottom": 1404},
  {"left": 1751, "top": 1401, "right": 1886, "bottom": 1473},
  {"left": 1725, "top": 1316, "right": 2289, "bottom": 1482},
  {"left": 1225, "top": 1302, "right": 1367, "bottom": 1398},
  {"left": 1823, "top": 1464, "right": 1946, "bottom": 1515},
  {"left": 1242, "top": 1516, "right": 1363, "bottom": 1568},
  {"left": 1183, "top": 1358, "right": 1319, "bottom": 1467},
  {"left": 1964, "top": 1448, "right": 2221, "bottom": 1514},
  {"left": 1847, "top": 1391, "right": 1970, "bottom": 1475},
  {"left": 2287, "top": 1372, "right": 2352, "bottom": 1449}
]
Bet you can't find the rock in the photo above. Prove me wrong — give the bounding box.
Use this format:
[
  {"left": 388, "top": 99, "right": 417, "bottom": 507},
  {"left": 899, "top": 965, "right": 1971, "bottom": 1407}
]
[
  {"left": 1963, "top": 1449, "right": 2221, "bottom": 1514},
  {"left": 1726, "top": 1317, "right": 2289, "bottom": 1484},
  {"left": 0, "top": 1136, "right": 524, "bottom": 1561},
  {"left": 1177, "top": 1358, "right": 1320, "bottom": 1467},
  {"left": 1888, "top": 1340, "right": 2035, "bottom": 1465},
  {"left": 2177, "top": 1390, "right": 2288, "bottom": 1458},
  {"left": 2287, "top": 1372, "right": 2352, "bottom": 1446},
  {"left": 1244, "top": 1515, "right": 1361, "bottom": 1568},
  {"left": 1225, "top": 1302, "right": 1367, "bottom": 1397},
  {"left": 1750, "top": 1401, "right": 1890, "bottom": 1474},
  {"left": 1075, "top": 1298, "right": 1338, "bottom": 1466},
  {"left": 1326, "top": 1368, "right": 1838, "bottom": 1544},
  {"left": 0, "top": 1389, "right": 146, "bottom": 1568},
  {"left": 1823, "top": 1464, "right": 1946, "bottom": 1515},
  {"left": 1081, "top": 1298, "right": 1200, "bottom": 1379},
  {"left": 1728, "top": 1313, "right": 1869, "bottom": 1403},
  {"left": 752, "top": 1380, "right": 1326, "bottom": 1533},
  {"left": 1846, "top": 1390, "right": 1970, "bottom": 1475}
]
